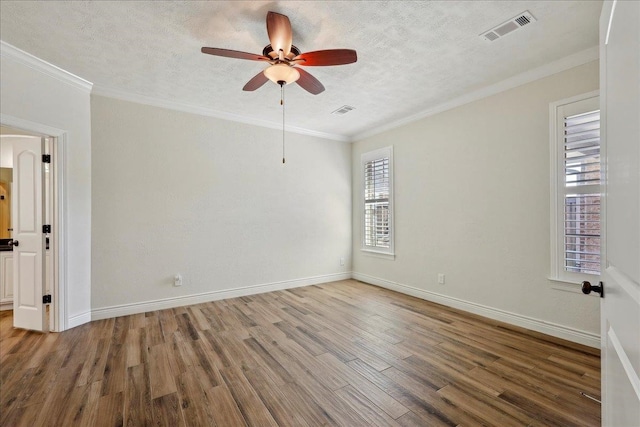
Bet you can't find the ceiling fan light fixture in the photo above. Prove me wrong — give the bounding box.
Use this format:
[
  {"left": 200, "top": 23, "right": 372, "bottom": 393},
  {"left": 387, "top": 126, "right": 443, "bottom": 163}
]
[{"left": 264, "top": 64, "right": 300, "bottom": 85}]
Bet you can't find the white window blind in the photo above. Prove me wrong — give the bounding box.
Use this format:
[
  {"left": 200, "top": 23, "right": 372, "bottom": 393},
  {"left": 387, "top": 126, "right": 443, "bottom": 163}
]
[
  {"left": 362, "top": 147, "right": 393, "bottom": 254},
  {"left": 563, "top": 109, "right": 601, "bottom": 275}
]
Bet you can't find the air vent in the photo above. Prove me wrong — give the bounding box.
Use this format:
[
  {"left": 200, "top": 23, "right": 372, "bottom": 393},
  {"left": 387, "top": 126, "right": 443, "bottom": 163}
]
[
  {"left": 481, "top": 11, "right": 536, "bottom": 42},
  {"left": 331, "top": 105, "right": 355, "bottom": 115},
  {"left": 484, "top": 31, "right": 499, "bottom": 42}
]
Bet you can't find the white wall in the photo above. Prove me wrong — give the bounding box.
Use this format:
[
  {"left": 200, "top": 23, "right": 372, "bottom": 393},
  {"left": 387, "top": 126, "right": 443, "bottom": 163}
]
[
  {"left": 0, "top": 40, "right": 601, "bottom": 347},
  {"left": 0, "top": 47, "right": 93, "bottom": 329},
  {"left": 91, "top": 95, "right": 351, "bottom": 315},
  {"left": 352, "top": 61, "right": 601, "bottom": 345},
  {"left": 0, "top": 138, "right": 17, "bottom": 167}
]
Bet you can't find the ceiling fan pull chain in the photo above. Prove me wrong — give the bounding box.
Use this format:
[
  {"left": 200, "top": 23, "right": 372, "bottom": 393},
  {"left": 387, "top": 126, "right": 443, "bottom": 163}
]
[{"left": 281, "top": 83, "right": 286, "bottom": 164}]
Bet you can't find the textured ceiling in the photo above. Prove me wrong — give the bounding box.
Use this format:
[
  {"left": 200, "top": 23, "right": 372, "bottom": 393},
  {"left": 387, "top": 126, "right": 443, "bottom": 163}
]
[{"left": 0, "top": 1, "right": 602, "bottom": 140}]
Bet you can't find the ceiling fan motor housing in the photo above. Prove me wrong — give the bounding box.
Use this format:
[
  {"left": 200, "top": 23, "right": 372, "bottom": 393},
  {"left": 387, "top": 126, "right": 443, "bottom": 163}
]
[{"left": 262, "top": 44, "right": 301, "bottom": 62}]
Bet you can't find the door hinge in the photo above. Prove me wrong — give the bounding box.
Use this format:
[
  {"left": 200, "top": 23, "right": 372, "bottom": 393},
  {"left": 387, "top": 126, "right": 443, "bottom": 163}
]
[
  {"left": 43, "top": 224, "right": 51, "bottom": 233},
  {"left": 43, "top": 294, "right": 52, "bottom": 304},
  {"left": 42, "top": 154, "right": 51, "bottom": 163}
]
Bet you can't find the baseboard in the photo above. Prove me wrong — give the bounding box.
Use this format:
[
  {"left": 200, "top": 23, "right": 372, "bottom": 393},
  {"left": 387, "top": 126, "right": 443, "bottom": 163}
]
[
  {"left": 67, "top": 311, "right": 92, "bottom": 329},
  {"left": 91, "top": 272, "right": 351, "bottom": 321},
  {"left": 0, "top": 306, "right": 91, "bottom": 329},
  {"left": 352, "top": 272, "right": 600, "bottom": 348}
]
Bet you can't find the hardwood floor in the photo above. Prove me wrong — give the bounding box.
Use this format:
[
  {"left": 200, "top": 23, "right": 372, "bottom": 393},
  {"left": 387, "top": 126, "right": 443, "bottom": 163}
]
[{"left": 0, "top": 279, "right": 600, "bottom": 426}]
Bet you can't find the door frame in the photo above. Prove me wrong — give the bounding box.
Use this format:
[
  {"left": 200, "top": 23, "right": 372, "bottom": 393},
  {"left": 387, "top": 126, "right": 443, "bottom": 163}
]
[{"left": 1, "top": 113, "right": 67, "bottom": 332}]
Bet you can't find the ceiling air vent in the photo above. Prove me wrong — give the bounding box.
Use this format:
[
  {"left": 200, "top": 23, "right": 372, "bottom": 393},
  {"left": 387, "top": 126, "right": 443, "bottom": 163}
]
[
  {"left": 331, "top": 105, "right": 355, "bottom": 115},
  {"left": 481, "top": 11, "right": 536, "bottom": 42},
  {"left": 484, "top": 31, "right": 500, "bottom": 42},
  {"left": 515, "top": 15, "right": 531, "bottom": 26}
]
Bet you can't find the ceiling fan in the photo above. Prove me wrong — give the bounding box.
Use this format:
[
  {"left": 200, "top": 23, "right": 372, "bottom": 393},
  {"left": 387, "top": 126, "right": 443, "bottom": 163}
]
[{"left": 201, "top": 11, "right": 357, "bottom": 95}]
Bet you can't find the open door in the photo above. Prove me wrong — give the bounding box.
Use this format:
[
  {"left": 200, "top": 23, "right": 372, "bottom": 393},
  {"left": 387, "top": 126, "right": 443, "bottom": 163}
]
[
  {"left": 599, "top": 1, "right": 640, "bottom": 425},
  {"left": 11, "top": 136, "right": 47, "bottom": 331}
]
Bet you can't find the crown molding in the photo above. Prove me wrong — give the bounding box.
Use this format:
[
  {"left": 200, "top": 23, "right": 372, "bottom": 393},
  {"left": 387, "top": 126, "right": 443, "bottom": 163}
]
[
  {"left": 91, "top": 84, "right": 350, "bottom": 143},
  {"left": 0, "top": 40, "right": 93, "bottom": 93},
  {"left": 1, "top": 38, "right": 599, "bottom": 144},
  {"left": 351, "top": 46, "right": 600, "bottom": 141}
]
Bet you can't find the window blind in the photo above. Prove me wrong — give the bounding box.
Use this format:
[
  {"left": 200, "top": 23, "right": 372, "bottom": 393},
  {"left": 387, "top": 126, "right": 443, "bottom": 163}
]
[
  {"left": 364, "top": 157, "right": 390, "bottom": 249},
  {"left": 563, "top": 110, "right": 601, "bottom": 274}
]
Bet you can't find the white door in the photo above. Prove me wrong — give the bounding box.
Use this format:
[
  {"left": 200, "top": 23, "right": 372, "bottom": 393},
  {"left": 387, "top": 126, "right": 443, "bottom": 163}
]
[
  {"left": 599, "top": 1, "right": 640, "bottom": 425},
  {"left": 11, "top": 137, "right": 47, "bottom": 331}
]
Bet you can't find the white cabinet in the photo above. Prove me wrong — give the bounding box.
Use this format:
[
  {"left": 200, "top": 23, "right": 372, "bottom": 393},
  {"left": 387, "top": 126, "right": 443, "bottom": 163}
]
[{"left": 0, "top": 252, "right": 13, "bottom": 304}]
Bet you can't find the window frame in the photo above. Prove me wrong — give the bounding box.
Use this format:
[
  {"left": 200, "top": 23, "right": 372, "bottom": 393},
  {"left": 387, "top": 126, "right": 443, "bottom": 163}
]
[
  {"left": 361, "top": 146, "right": 394, "bottom": 257},
  {"left": 549, "top": 91, "right": 601, "bottom": 285}
]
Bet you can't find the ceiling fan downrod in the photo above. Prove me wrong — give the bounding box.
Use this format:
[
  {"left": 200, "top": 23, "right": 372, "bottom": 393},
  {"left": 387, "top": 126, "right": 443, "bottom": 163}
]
[{"left": 281, "top": 82, "right": 286, "bottom": 164}]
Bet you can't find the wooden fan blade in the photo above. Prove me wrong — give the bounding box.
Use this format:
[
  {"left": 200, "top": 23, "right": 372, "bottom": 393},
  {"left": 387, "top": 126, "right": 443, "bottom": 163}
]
[
  {"left": 295, "top": 68, "right": 325, "bottom": 95},
  {"left": 201, "top": 47, "right": 269, "bottom": 61},
  {"left": 243, "top": 71, "right": 269, "bottom": 91},
  {"left": 266, "top": 11, "right": 293, "bottom": 57},
  {"left": 294, "top": 49, "right": 357, "bottom": 66}
]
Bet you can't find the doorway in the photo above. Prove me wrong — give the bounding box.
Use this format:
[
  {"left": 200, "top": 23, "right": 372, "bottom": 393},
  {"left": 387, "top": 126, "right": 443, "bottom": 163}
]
[{"left": 0, "top": 125, "right": 59, "bottom": 332}]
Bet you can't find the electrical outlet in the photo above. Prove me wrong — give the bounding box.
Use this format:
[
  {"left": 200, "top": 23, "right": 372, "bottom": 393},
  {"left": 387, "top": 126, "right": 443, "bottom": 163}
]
[
  {"left": 174, "top": 274, "right": 182, "bottom": 287},
  {"left": 340, "top": 257, "right": 345, "bottom": 266},
  {"left": 438, "top": 273, "right": 445, "bottom": 285}
]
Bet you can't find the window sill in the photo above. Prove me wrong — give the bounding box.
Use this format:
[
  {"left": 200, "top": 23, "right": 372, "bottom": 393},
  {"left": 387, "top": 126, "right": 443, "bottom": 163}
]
[
  {"left": 361, "top": 249, "right": 395, "bottom": 260},
  {"left": 548, "top": 277, "right": 600, "bottom": 296}
]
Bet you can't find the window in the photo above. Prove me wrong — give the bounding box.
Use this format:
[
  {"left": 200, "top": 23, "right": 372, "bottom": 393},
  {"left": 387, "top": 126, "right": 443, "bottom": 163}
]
[
  {"left": 362, "top": 146, "right": 394, "bottom": 255},
  {"left": 550, "top": 93, "right": 601, "bottom": 283}
]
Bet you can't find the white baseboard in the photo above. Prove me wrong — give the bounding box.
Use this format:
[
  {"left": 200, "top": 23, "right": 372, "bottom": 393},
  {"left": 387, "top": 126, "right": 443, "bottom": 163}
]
[
  {"left": 352, "top": 272, "right": 600, "bottom": 348},
  {"left": 0, "top": 303, "right": 91, "bottom": 329},
  {"left": 68, "top": 311, "right": 92, "bottom": 329},
  {"left": 91, "top": 272, "right": 351, "bottom": 321}
]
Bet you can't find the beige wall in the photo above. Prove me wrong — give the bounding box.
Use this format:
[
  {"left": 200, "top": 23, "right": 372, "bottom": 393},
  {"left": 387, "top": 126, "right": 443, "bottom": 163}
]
[
  {"left": 352, "top": 61, "right": 600, "bottom": 343},
  {"left": 1, "top": 50, "right": 93, "bottom": 329},
  {"left": 91, "top": 95, "right": 352, "bottom": 312}
]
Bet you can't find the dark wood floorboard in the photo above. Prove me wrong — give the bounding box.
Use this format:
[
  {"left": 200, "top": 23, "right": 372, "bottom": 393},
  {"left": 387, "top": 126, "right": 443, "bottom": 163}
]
[{"left": 0, "top": 279, "right": 600, "bottom": 426}]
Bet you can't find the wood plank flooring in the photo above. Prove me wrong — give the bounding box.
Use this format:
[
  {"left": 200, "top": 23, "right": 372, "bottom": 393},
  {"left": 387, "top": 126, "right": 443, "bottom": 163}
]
[{"left": 0, "top": 279, "right": 600, "bottom": 426}]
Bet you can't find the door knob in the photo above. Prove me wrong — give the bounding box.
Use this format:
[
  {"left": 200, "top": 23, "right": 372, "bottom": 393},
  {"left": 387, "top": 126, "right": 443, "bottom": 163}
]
[
  {"left": 581, "top": 281, "right": 604, "bottom": 298},
  {"left": 9, "top": 240, "right": 19, "bottom": 247}
]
